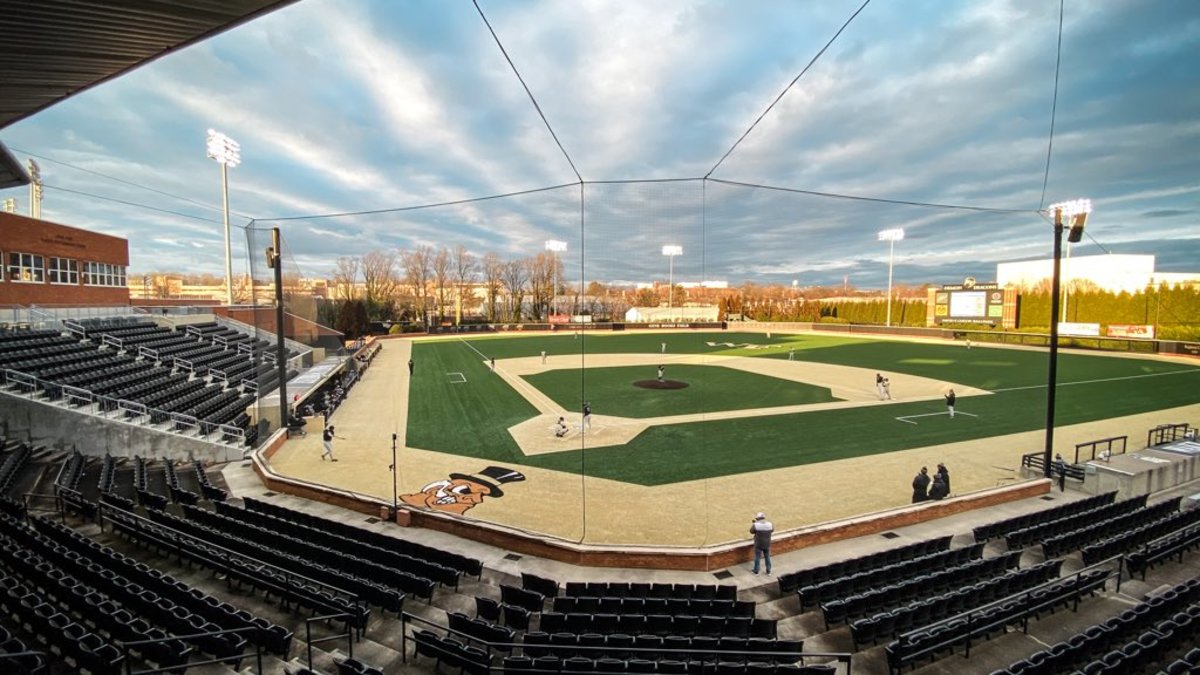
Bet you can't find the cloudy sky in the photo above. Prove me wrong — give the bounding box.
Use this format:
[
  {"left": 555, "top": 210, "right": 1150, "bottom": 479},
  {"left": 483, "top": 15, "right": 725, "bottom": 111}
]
[{"left": 1, "top": 0, "right": 1197, "bottom": 289}]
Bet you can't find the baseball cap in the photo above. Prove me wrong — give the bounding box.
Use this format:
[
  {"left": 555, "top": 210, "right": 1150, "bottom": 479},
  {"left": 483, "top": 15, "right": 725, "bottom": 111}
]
[{"left": 755, "top": 512, "right": 765, "bottom": 520}]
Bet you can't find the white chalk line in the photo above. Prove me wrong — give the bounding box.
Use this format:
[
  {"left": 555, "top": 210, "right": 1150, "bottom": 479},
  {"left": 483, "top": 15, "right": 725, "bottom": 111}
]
[
  {"left": 896, "top": 410, "right": 978, "bottom": 425},
  {"left": 992, "top": 368, "right": 1198, "bottom": 393},
  {"left": 447, "top": 372, "right": 466, "bottom": 384}
]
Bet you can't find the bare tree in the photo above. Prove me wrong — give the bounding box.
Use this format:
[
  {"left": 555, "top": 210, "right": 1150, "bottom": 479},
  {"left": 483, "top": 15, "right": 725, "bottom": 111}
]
[
  {"left": 526, "top": 251, "right": 562, "bottom": 321},
  {"left": 482, "top": 252, "right": 504, "bottom": 322},
  {"left": 360, "top": 249, "right": 398, "bottom": 310},
  {"left": 451, "top": 245, "right": 478, "bottom": 325},
  {"left": 431, "top": 247, "right": 451, "bottom": 326},
  {"left": 330, "top": 256, "right": 360, "bottom": 302},
  {"left": 401, "top": 245, "right": 433, "bottom": 327},
  {"left": 500, "top": 259, "right": 529, "bottom": 322}
]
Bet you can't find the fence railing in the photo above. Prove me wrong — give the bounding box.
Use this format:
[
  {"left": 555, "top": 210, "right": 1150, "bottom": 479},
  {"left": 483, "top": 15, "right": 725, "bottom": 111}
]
[
  {"left": 1075, "top": 435, "right": 1127, "bottom": 463},
  {"left": 0, "top": 368, "right": 247, "bottom": 447}
]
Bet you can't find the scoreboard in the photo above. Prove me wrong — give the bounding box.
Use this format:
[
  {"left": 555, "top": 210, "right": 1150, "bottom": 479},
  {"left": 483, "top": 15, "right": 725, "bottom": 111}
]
[{"left": 927, "top": 279, "right": 1018, "bottom": 328}]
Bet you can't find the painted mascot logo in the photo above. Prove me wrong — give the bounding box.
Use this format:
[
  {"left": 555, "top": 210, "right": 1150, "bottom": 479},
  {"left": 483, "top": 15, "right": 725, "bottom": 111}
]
[{"left": 400, "top": 465, "right": 526, "bottom": 515}]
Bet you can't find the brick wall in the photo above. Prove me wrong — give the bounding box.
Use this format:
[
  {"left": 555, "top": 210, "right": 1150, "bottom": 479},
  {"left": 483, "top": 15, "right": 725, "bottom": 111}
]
[{"left": 0, "top": 212, "right": 130, "bottom": 306}]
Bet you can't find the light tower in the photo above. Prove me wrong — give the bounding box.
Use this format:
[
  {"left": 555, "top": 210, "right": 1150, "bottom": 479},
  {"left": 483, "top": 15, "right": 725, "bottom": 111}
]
[
  {"left": 662, "top": 245, "right": 682, "bottom": 319},
  {"left": 206, "top": 129, "right": 241, "bottom": 306},
  {"left": 877, "top": 228, "right": 904, "bottom": 327}
]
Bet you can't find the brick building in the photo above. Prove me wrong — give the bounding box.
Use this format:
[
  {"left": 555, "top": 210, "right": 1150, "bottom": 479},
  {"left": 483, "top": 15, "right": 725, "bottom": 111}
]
[{"left": 0, "top": 212, "right": 130, "bottom": 306}]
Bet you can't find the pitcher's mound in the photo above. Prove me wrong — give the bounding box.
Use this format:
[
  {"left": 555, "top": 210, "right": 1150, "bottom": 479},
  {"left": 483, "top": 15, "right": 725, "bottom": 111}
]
[{"left": 634, "top": 379, "right": 689, "bottom": 390}]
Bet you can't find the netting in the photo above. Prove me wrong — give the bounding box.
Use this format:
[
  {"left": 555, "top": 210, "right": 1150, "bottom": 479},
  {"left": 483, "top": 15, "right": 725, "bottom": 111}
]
[{"left": 238, "top": 178, "right": 1043, "bottom": 546}]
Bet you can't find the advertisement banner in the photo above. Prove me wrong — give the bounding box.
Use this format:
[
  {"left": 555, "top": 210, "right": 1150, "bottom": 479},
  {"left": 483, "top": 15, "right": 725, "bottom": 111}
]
[
  {"left": 1058, "top": 322, "right": 1101, "bottom": 337},
  {"left": 1107, "top": 324, "right": 1155, "bottom": 339}
]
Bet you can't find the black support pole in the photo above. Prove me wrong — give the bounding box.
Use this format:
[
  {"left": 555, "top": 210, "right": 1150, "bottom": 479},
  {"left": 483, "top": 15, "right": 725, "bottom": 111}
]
[
  {"left": 273, "top": 227, "right": 288, "bottom": 435},
  {"left": 1043, "top": 210, "right": 1064, "bottom": 478}
]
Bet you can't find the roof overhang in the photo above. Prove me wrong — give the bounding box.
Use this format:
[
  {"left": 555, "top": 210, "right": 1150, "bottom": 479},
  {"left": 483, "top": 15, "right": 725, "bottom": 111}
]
[
  {"left": 0, "top": 0, "right": 300, "bottom": 131},
  {"left": 0, "top": 140, "right": 30, "bottom": 189}
]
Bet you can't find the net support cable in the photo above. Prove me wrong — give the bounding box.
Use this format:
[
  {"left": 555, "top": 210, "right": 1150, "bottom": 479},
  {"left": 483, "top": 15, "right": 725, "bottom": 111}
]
[{"left": 1037, "top": 0, "right": 1066, "bottom": 211}]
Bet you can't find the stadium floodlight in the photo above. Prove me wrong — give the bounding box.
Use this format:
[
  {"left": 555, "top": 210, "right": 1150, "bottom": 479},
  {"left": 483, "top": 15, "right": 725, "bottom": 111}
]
[
  {"left": 877, "top": 228, "right": 904, "bottom": 327},
  {"left": 1042, "top": 198, "right": 1093, "bottom": 479},
  {"left": 545, "top": 240, "right": 567, "bottom": 317},
  {"left": 662, "top": 245, "right": 683, "bottom": 318},
  {"left": 206, "top": 129, "right": 241, "bottom": 306}
]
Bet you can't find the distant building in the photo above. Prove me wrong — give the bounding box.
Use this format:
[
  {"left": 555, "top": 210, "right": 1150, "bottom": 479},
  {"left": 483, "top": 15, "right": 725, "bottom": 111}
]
[
  {"left": 0, "top": 212, "right": 129, "bottom": 306},
  {"left": 996, "top": 254, "right": 1200, "bottom": 293}
]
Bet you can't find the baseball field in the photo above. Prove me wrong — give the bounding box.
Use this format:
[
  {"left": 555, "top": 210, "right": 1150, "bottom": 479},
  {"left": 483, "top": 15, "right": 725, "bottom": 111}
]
[{"left": 269, "top": 329, "right": 1200, "bottom": 545}]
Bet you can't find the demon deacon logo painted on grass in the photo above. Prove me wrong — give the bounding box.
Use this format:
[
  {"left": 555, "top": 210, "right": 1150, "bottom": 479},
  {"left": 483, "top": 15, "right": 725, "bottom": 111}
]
[{"left": 400, "top": 466, "right": 526, "bottom": 515}]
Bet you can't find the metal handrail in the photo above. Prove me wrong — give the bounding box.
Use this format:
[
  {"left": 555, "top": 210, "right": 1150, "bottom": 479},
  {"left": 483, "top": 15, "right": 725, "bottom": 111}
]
[{"left": 305, "top": 613, "right": 355, "bottom": 669}]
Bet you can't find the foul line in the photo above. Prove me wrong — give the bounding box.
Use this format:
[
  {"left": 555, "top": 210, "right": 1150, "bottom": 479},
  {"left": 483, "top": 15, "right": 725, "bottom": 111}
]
[
  {"left": 458, "top": 336, "right": 489, "bottom": 362},
  {"left": 896, "top": 410, "right": 978, "bottom": 425},
  {"left": 992, "top": 369, "right": 1198, "bottom": 393}
]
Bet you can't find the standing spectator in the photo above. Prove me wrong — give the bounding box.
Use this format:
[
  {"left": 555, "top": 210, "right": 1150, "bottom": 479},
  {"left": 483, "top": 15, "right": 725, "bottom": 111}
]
[
  {"left": 321, "top": 424, "right": 341, "bottom": 462},
  {"left": 408, "top": 358, "right": 414, "bottom": 375},
  {"left": 936, "top": 463, "right": 950, "bottom": 496},
  {"left": 749, "top": 512, "right": 774, "bottom": 575},
  {"left": 1054, "top": 454, "right": 1067, "bottom": 491},
  {"left": 945, "top": 389, "right": 956, "bottom": 418},
  {"left": 582, "top": 401, "right": 592, "bottom": 431},
  {"left": 929, "top": 471, "right": 948, "bottom": 500},
  {"left": 911, "top": 467, "right": 930, "bottom": 503}
]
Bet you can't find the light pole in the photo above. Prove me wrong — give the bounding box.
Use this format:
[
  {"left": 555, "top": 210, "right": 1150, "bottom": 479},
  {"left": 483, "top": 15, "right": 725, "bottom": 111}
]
[
  {"left": 662, "top": 245, "right": 682, "bottom": 319},
  {"left": 545, "top": 240, "right": 567, "bottom": 320},
  {"left": 1043, "top": 199, "right": 1092, "bottom": 477},
  {"left": 878, "top": 228, "right": 904, "bottom": 327},
  {"left": 206, "top": 129, "right": 240, "bottom": 306}
]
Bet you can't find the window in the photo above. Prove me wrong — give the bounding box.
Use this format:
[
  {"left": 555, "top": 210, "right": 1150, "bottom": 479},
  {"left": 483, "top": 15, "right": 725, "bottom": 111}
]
[
  {"left": 84, "top": 261, "right": 127, "bottom": 287},
  {"left": 48, "top": 257, "right": 79, "bottom": 285},
  {"left": 7, "top": 252, "right": 45, "bottom": 283}
]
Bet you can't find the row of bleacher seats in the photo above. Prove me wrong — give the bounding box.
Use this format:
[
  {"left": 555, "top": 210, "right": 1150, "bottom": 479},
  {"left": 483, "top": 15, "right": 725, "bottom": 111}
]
[
  {"left": 1081, "top": 506, "right": 1200, "bottom": 565},
  {"left": 0, "top": 569, "right": 126, "bottom": 674},
  {"left": 103, "top": 500, "right": 370, "bottom": 634},
  {"left": 1004, "top": 494, "right": 1146, "bottom": 550},
  {"left": 243, "top": 496, "right": 483, "bottom": 577},
  {"left": 163, "top": 457, "right": 199, "bottom": 506},
  {"left": 27, "top": 514, "right": 293, "bottom": 656},
  {"left": 975, "top": 492, "right": 1117, "bottom": 543},
  {"left": 1, "top": 324, "right": 264, "bottom": 442},
  {"left": 799, "top": 543, "right": 982, "bottom": 610},
  {"left": 822, "top": 551, "right": 1021, "bottom": 627},
  {"left": 537, "top": 610, "right": 776, "bottom": 639},
  {"left": 884, "top": 567, "right": 1109, "bottom": 674},
  {"left": 777, "top": 535, "right": 951, "bottom": 594},
  {"left": 215, "top": 499, "right": 455, "bottom": 590},
  {"left": 0, "top": 444, "right": 32, "bottom": 497},
  {"left": 1126, "top": 522, "right": 1200, "bottom": 580},
  {"left": 993, "top": 577, "right": 1200, "bottom": 675},
  {"left": 193, "top": 459, "right": 228, "bottom": 502},
  {"left": 850, "top": 558, "right": 1063, "bottom": 649},
  {"left": 158, "top": 504, "right": 411, "bottom": 611},
  {"left": 564, "top": 581, "right": 737, "bottom": 601},
  {"left": 520, "top": 631, "right": 799, "bottom": 662},
  {"left": 0, "top": 619, "right": 46, "bottom": 674},
  {"left": 552, "top": 596, "right": 754, "bottom": 618},
  {"left": 1042, "top": 496, "right": 1178, "bottom": 558}
]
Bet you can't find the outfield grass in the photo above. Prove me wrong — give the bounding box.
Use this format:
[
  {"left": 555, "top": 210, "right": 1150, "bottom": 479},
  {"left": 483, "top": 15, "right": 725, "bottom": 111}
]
[
  {"left": 406, "top": 332, "right": 1200, "bottom": 485},
  {"left": 522, "top": 364, "right": 838, "bottom": 418}
]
